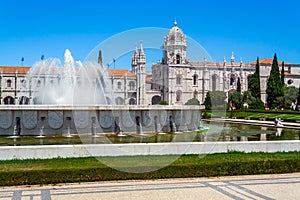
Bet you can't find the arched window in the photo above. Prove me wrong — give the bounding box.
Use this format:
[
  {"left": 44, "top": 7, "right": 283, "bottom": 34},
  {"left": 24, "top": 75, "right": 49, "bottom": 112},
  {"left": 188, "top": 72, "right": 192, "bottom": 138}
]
[
  {"left": 129, "top": 81, "right": 135, "bottom": 90},
  {"left": 129, "top": 98, "right": 136, "bottom": 105},
  {"left": 117, "top": 81, "right": 122, "bottom": 90},
  {"left": 176, "top": 90, "right": 182, "bottom": 102},
  {"left": 176, "top": 74, "right": 182, "bottom": 85},
  {"left": 4, "top": 96, "right": 14, "bottom": 105},
  {"left": 230, "top": 74, "right": 235, "bottom": 86},
  {"left": 193, "top": 74, "right": 198, "bottom": 85},
  {"left": 176, "top": 54, "right": 181, "bottom": 64},
  {"left": 212, "top": 74, "right": 218, "bottom": 91},
  {"left": 6, "top": 79, "right": 12, "bottom": 88},
  {"left": 115, "top": 97, "right": 124, "bottom": 105}
]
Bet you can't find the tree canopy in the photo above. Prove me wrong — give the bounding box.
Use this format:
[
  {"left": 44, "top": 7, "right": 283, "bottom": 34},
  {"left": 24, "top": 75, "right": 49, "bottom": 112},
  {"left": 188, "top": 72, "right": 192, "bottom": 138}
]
[
  {"left": 248, "top": 57, "right": 261, "bottom": 99},
  {"left": 266, "top": 53, "right": 284, "bottom": 109}
]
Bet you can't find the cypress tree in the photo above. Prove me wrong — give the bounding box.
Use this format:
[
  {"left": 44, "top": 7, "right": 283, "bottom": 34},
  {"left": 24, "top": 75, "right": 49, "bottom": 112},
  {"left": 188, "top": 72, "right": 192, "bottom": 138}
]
[
  {"left": 248, "top": 57, "right": 261, "bottom": 99},
  {"left": 297, "top": 86, "right": 300, "bottom": 110},
  {"left": 266, "top": 53, "right": 284, "bottom": 109},
  {"left": 281, "top": 61, "right": 285, "bottom": 86},
  {"left": 237, "top": 77, "right": 241, "bottom": 93}
]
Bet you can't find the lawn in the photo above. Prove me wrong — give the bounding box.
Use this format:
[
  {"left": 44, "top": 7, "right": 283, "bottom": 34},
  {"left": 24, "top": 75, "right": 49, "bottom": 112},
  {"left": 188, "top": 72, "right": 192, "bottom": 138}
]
[{"left": 0, "top": 152, "right": 299, "bottom": 186}]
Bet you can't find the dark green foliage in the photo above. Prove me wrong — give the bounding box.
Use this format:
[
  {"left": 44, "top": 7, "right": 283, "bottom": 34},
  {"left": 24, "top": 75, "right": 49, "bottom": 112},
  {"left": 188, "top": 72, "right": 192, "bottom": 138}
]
[
  {"left": 283, "top": 85, "right": 298, "bottom": 108},
  {"left": 204, "top": 92, "right": 211, "bottom": 110},
  {"left": 281, "top": 61, "right": 285, "bottom": 85},
  {"left": 158, "top": 101, "right": 168, "bottom": 105},
  {"left": 237, "top": 77, "right": 241, "bottom": 93},
  {"left": 248, "top": 57, "right": 261, "bottom": 99},
  {"left": 0, "top": 152, "right": 299, "bottom": 186},
  {"left": 266, "top": 53, "right": 284, "bottom": 109},
  {"left": 297, "top": 87, "right": 300, "bottom": 110},
  {"left": 248, "top": 98, "right": 265, "bottom": 110},
  {"left": 204, "top": 91, "right": 226, "bottom": 110},
  {"left": 242, "top": 91, "right": 264, "bottom": 109},
  {"left": 229, "top": 92, "right": 243, "bottom": 110},
  {"left": 185, "top": 98, "right": 200, "bottom": 105}
]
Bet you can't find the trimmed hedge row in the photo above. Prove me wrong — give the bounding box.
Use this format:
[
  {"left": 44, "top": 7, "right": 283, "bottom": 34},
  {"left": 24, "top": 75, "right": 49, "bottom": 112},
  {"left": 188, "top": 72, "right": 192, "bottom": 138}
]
[{"left": 0, "top": 153, "right": 300, "bottom": 186}]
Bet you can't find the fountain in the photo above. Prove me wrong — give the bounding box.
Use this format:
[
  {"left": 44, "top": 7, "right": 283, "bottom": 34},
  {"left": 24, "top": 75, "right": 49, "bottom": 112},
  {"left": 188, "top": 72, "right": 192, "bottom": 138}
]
[
  {"left": 0, "top": 49, "right": 203, "bottom": 138},
  {"left": 19, "top": 49, "right": 112, "bottom": 105},
  {"left": 36, "top": 125, "right": 46, "bottom": 138},
  {"left": 7, "top": 125, "right": 20, "bottom": 139},
  {"left": 65, "top": 125, "right": 73, "bottom": 138}
]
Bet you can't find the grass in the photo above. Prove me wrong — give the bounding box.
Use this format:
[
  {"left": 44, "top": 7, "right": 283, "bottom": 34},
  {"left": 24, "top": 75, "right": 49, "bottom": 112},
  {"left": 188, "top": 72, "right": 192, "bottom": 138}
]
[
  {"left": 206, "top": 110, "right": 300, "bottom": 121},
  {"left": 0, "top": 152, "right": 299, "bottom": 186}
]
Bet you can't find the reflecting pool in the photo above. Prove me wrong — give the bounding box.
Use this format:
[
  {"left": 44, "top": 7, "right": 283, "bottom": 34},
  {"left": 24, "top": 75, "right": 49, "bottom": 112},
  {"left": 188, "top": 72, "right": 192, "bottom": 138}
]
[{"left": 1, "top": 122, "right": 299, "bottom": 146}]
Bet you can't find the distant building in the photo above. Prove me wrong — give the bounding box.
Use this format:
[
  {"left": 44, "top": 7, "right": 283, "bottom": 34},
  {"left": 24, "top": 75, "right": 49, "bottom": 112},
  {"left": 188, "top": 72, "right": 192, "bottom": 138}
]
[{"left": 1, "top": 21, "right": 300, "bottom": 105}]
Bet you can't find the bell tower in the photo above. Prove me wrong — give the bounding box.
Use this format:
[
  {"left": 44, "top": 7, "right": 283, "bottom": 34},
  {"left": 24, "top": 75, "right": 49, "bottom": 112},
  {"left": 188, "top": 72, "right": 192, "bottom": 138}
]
[
  {"left": 163, "top": 20, "right": 187, "bottom": 65},
  {"left": 136, "top": 41, "right": 146, "bottom": 105}
]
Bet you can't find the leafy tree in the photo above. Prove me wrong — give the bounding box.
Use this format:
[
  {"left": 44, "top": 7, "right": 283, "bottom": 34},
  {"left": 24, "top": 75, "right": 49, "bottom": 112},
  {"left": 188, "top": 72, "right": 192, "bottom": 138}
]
[
  {"left": 237, "top": 77, "right": 241, "bottom": 93},
  {"left": 282, "top": 85, "right": 298, "bottom": 108},
  {"left": 266, "top": 53, "right": 284, "bottom": 109},
  {"left": 248, "top": 98, "right": 265, "bottom": 110},
  {"left": 204, "top": 91, "right": 226, "bottom": 110},
  {"left": 248, "top": 57, "right": 261, "bottom": 99},
  {"left": 281, "top": 61, "right": 285, "bottom": 86},
  {"left": 242, "top": 91, "right": 265, "bottom": 110},
  {"left": 185, "top": 98, "right": 200, "bottom": 105},
  {"left": 229, "top": 92, "right": 243, "bottom": 110}
]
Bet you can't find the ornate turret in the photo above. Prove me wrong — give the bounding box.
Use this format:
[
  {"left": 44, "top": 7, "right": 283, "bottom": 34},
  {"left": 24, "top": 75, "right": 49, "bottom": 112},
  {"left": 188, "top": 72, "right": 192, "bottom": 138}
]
[
  {"left": 231, "top": 52, "right": 235, "bottom": 64},
  {"left": 163, "top": 20, "right": 187, "bottom": 65},
  {"left": 131, "top": 46, "right": 138, "bottom": 74},
  {"left": 138, "top": 41, "right": 146, "bottom": 64}
]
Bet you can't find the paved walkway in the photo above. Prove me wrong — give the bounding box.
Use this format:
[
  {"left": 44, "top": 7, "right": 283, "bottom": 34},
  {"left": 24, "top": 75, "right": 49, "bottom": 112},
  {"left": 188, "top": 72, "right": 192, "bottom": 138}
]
[
  {"left": 1, "top": 173, "right": 300, "bottom": 200},
  {"left": 207, "top": 118, "right": 300, "bottom": 130}
]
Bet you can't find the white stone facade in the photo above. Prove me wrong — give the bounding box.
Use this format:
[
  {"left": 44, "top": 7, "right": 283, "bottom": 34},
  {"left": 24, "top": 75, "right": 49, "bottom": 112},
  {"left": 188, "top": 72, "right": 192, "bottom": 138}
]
[{"left": 1, "top": 21, "right": 300, "bottom": 105}]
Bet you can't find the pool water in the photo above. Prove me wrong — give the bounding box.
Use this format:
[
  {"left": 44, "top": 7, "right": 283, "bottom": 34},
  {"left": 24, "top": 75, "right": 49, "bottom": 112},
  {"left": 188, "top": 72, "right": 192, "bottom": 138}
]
[{"left": 0, "top": 122, "right": 299, "bottom": 146}]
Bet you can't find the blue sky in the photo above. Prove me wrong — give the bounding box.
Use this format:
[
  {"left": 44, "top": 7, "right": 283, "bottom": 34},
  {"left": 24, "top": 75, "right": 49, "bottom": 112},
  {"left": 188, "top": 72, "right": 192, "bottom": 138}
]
[{"left": 0, "top": 0, "right": 300, "bottom": 68}]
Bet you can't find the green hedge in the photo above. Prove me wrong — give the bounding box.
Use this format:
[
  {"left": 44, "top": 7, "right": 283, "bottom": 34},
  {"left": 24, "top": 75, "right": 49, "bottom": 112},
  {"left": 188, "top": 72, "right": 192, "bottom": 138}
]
[{"left": 0, "top": 152, "right": 299, "bottom": 186}]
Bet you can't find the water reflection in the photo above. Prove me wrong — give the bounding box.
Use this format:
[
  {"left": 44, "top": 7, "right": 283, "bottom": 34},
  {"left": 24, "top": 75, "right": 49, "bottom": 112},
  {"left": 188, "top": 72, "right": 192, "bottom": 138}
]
[{"left": 1, "top": 122, "right": 299, "bottom": 146}]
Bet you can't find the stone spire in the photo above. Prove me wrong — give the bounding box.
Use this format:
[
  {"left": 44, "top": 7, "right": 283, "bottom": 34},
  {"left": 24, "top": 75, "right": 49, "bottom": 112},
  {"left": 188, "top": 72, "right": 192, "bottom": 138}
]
[
  {"left": 231, "top": 52, "right": 235, "bottom": 64},
  {"left": 138, "top": 41, "right": 145, "bottom": 64},
  {"left": 131, "top": 46, "right": 138, "bottom": 73},
  {"left": 174, "top": 19, "right": 177, "bottom": 27}
]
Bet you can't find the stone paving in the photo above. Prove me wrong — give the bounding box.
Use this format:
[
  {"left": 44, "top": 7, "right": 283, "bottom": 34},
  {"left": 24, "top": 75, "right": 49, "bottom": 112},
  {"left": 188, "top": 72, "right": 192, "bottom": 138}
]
[{"left": 1, "top": 173, "right": 300, "bottom": 200}]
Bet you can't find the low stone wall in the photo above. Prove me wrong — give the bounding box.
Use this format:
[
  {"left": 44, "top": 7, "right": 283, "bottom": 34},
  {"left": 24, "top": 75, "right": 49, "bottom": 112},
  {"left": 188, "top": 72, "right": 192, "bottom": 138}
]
[
  {"left": 0, "top": 105, "right": 202, "bottom": 136},
  {"left": 0, "top": 141, "right": 299, "bottom": 160}
]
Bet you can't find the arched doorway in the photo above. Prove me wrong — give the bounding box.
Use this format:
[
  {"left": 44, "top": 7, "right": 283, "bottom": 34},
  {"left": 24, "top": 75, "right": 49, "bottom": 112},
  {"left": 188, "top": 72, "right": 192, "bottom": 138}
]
[
  {"left": 129, "top": 98, "right": 136, "bottom": 105},
  {"left": 4, "top": 96, "right": 15, "bottom": 105},
  {"left": 115, "top": 97, "right": 124, "bottom": 105},
  {"left": 19, "top": 96, "right": 30, "bottom": 105},
  {"left": 151, "top": 95, "right": 161, "bottom": 105},
  {"left": 176, "top": 90, "right": 182, "bottom": 102}
]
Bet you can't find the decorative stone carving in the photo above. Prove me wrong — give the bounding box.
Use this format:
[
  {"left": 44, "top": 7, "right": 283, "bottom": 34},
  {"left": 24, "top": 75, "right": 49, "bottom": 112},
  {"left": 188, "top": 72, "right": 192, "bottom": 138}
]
[
  {"left": 0, "top": 111, "right": 12, "bottom": 129},
  {"left": 122, "top": 111, "right": 135, "bottom": 128},
  {"left": 48, "top": 111, "right": 63, "bottom": 129},
  {"left": 99, "top": 111, "right": 113, "bottom": 129},
  {"left": 22, "top": 111, "right": 38, "bottom": 129},
  {"left": 73, "top": 111, "right": 89, "bottom": 129}
]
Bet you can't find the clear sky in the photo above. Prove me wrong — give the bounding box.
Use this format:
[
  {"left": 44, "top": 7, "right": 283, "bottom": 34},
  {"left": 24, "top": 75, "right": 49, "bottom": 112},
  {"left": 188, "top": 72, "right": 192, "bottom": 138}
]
[{"left": 1, "top": 0, "right": 300, "bottom": 68}]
